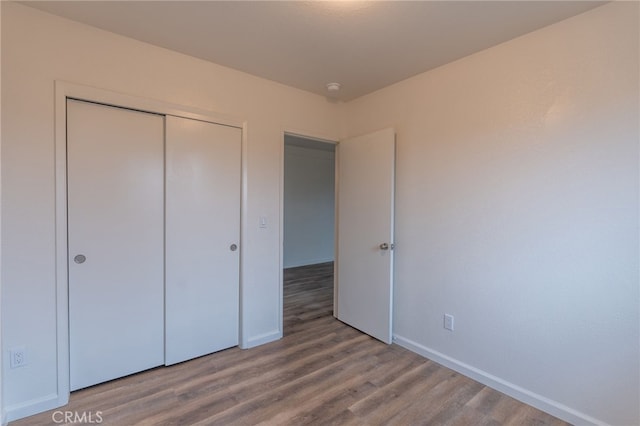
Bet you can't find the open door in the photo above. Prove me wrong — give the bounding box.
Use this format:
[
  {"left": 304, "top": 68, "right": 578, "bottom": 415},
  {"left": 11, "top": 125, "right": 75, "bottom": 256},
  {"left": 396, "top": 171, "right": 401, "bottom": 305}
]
[{"left": 336, "top": 128, "right": 395, "bottom": 344}]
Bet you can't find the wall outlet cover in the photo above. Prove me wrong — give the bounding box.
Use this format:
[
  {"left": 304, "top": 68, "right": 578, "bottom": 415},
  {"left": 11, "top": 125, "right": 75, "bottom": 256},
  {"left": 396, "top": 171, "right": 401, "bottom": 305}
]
[
  {"left": 444, "top": 314, "right": 455, "bottom": 331},
  {"left": 10, "top": 346, "right": 28, "bottom": 368}
]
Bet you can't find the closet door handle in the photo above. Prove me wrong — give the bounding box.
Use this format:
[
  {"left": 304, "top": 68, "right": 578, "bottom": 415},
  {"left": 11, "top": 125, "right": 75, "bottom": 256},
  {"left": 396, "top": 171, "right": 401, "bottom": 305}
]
[
  {"left": 74, "top": 254, "right": 86, "bottom": 264},
  {"left": 230, "top": 244, "right": 238, "bottom": 252}
]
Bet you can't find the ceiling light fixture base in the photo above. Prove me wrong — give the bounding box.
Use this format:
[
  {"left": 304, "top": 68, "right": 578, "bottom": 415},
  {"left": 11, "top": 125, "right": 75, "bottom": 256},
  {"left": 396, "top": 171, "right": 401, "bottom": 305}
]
[{"left": 326, "top": 82, "right": 341, "bottom": 93}]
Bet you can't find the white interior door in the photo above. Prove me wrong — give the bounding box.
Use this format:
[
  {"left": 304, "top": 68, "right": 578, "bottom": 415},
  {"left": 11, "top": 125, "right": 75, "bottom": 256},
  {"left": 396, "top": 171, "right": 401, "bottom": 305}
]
[
  {"left": 336, "top": 128, "right": 395, "bottom": 344},
  {"left": 67, "top": 99, "right": 165, "bottom": 391},
  {"left": 165, "top": 116, "right": 241, "bottom": 365}
]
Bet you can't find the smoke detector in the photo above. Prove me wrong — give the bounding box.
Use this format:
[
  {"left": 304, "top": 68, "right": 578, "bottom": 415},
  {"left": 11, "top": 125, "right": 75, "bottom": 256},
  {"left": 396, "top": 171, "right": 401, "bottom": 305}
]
[{"left": 326, "top": 82, "right": 341, "bottom": 93}]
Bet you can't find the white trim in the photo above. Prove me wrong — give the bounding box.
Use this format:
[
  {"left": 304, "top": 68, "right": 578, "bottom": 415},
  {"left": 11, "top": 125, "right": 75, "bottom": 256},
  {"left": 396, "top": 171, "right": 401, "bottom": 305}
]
[
  {"left": 4, "top": 393, "right": 60, "bottom": 423},
  {"left": 0, "top": 1, "right": 3, "bottom": 421},
  {"left": 392, "top": 334, "right": 609, "bottom": 426},
  {"left": 245, "top": 330, "right": 282, "bottom": 349},
  {"left": 56, "top": 81, "right": 243, "bottom": 128},
  {"left": 54, "top": 81, "right": 71, "bottom": 412},
  {"left": 333, "top": 143, "right": 340, "bottom": 317},
  {"left": 239, "top": 122, "right": 249, "bottom": 349},
  {"left": 278, "top": 129, "right": 284, "bottom": 342},
  {"left": 283, "top": 128, "right": 338, "bottom": 146},
  {"left": 1, "top": 3, "right": 4, "bottom": 420},
  {"left": 51, "top": 81, "right": 246, "bottom": 418}
]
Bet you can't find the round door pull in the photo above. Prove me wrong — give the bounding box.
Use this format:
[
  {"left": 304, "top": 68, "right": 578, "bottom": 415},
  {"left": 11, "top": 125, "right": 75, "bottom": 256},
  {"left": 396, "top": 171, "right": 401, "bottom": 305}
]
[
  {"left": 74, "top": 254, "right": 86, "bottom": 264},
  {"left": 379, "top": 243, "right": 389, "bottom": 250},
  {"left": 230, "top": 244, "right": 238, "bottom": 251}
]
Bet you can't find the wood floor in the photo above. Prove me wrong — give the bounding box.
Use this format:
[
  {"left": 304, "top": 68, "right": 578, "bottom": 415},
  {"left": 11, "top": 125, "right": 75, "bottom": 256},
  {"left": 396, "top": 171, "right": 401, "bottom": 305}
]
[{"left": 12, "top": 262, "right": 569, "bottom": 426}]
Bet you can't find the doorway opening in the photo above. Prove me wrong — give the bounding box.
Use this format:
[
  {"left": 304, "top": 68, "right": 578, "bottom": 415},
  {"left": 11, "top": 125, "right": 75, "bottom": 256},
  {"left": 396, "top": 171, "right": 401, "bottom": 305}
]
[{"left": 283, "top": 134, "right": 336, "bottom": 335}]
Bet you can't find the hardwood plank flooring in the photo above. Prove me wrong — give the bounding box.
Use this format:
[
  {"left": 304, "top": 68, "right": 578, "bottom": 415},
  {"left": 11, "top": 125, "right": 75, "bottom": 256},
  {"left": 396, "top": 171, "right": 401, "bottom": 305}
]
[{"left": 11, "top": 262, "right": 569, "bottom": 425}]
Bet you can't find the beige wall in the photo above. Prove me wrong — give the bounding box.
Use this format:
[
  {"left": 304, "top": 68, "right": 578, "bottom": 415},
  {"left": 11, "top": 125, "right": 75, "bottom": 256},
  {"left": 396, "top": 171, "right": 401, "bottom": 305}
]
[
  {"left": 345, "top": 3, "right": 638, "bottom": 425},
  {"left": 0, "top": 2, "right": 341, "bottom": 420},
  {"left": 2, "top": 2, "right": 638, "bottom": 426}
]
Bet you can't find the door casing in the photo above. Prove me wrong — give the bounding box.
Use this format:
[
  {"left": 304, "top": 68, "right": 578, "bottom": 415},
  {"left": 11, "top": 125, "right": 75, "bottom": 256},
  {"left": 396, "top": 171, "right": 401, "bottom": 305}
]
[
  {"left": 280, "top": 131, "right": 339, "bottom": 333},
  {"left": 54, "top": 81, "right": 247, "bottom": 408},
  {"left": 279, "top": 128, "right": 395, "bottom": 343}
]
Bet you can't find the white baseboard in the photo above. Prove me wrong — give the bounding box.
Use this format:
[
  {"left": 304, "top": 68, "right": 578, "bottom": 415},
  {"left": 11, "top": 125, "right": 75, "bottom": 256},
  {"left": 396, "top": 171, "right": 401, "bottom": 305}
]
[
  {"left": 392, "top": 334, "right": 608, "bottom": 426},
  {"left": 243, "top": 329, "right": 282, "bottom": 349},
  {"left": 5, "top": 393, "right": 65, "bottom": 423}
]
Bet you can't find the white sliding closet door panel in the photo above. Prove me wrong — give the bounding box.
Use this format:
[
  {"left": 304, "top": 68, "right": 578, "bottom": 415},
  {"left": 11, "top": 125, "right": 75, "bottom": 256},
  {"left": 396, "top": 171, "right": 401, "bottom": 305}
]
[
  {"left": 67, "top": 99, "right": 165, "bottom": 391},
  {"left": 165, "top": 116, "right": 241, "bottom": 365}
]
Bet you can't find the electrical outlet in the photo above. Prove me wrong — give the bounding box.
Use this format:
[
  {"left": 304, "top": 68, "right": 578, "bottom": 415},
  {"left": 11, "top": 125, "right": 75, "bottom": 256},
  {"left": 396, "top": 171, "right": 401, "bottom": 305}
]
[
  {"left": 444, "top": 314, "right": 455, "bottom": 331},
  {"left": 10, "top": 346, "right": 28, "bottom": 368}
]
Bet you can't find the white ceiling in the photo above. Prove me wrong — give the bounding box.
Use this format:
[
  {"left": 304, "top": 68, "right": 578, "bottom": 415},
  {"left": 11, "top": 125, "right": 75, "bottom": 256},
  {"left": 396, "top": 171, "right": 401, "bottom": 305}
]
[{"left": 22, "top": 1, "right": 606, "bottom": 101}]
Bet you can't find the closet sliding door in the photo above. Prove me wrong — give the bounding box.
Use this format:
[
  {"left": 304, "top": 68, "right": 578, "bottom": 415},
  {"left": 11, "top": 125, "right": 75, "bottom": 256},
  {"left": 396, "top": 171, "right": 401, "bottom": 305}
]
[
  {"left": 67, "top": 96, "right": 241, "bottom": 387},
  {"left": 165, "top": 116, "right": 241, "bottom": 365},
  {"left": 67, "top": 99, "right": 165, "bottom": 390}
]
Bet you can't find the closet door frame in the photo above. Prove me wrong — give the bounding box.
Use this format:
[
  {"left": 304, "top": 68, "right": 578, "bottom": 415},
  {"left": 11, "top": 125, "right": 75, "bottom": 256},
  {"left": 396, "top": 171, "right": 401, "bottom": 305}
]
[{"left": 54, "top": 81, "right": 247, "bottom": 406}]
